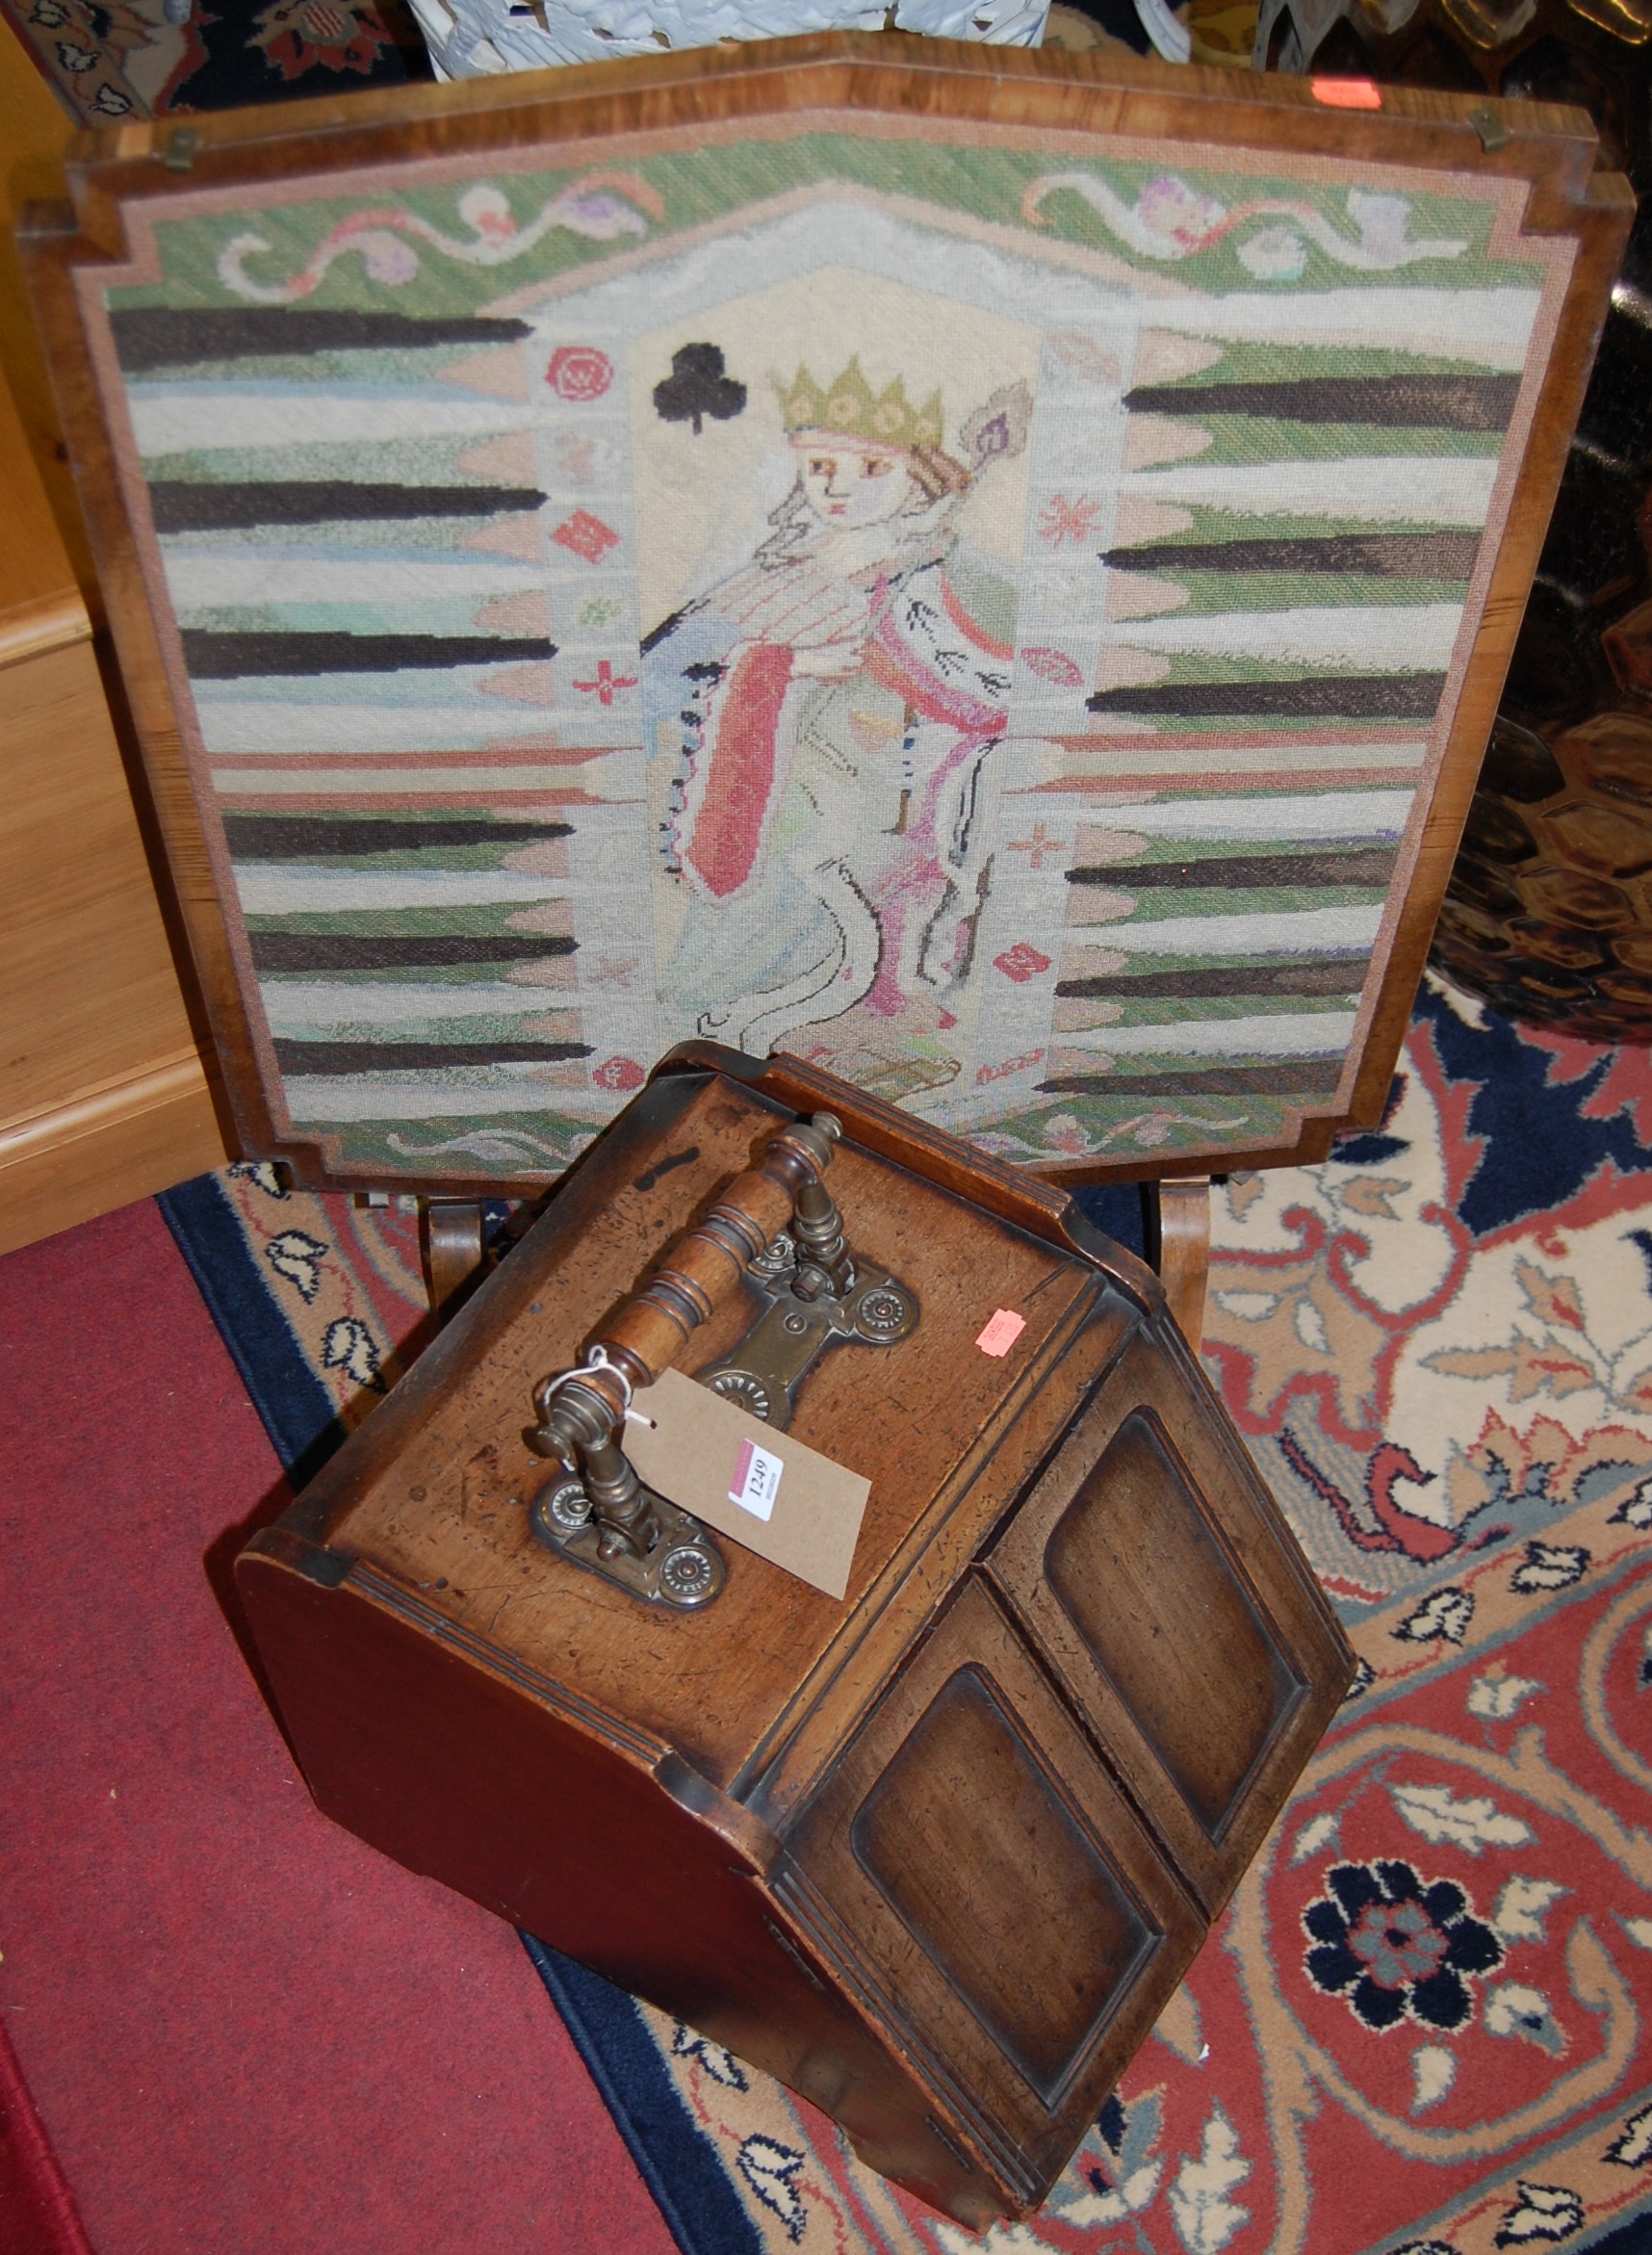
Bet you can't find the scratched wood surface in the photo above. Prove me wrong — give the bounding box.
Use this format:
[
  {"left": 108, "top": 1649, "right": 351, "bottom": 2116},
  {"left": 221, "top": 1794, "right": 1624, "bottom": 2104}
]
[{"left": 304, "top": 1069, "right": 1122, "bottom": 1788}]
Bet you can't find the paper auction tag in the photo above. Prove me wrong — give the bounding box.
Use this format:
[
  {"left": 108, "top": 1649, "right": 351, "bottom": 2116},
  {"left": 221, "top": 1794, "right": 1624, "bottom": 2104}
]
[{"left": 623, "top": 1368, "right": 870, "bottom": 1600}]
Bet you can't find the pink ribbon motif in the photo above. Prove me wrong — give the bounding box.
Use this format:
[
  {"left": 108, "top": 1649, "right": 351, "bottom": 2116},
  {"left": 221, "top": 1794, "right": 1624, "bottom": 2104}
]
[{"left": 216, "top": 173, "right": 664, "bottom": 303}]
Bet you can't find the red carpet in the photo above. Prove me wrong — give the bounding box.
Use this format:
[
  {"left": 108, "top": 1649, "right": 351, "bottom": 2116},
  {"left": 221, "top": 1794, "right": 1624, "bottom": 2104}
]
[
  {"left": 0, "top": 1197, "right": 677, "bottom": 2255},
  {"left": 0, "top": 2016, "right": 94, "bottom": 2255}
]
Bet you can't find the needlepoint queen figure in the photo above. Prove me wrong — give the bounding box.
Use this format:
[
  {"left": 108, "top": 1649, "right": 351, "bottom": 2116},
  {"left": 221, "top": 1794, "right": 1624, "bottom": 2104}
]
[{"left": 645, "top": 352, "right": 1034, "bottom": 1101}]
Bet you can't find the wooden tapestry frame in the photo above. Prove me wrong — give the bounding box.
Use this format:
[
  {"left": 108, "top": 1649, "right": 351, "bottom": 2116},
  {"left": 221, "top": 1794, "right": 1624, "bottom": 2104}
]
[{"left": 20, "top": 34, "right": 1631, "bottom": 1196}]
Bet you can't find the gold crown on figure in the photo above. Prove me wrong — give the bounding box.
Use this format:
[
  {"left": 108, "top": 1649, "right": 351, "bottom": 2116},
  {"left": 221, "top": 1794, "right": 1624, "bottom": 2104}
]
[{"left": 775, "top": 355, "right": 944, "bottom": 450}]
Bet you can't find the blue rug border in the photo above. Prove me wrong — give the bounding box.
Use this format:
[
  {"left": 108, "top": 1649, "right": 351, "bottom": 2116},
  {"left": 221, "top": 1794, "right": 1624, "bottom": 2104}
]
[
  {"left": 158, "top": 1173, "right": 347, "bottom": 1489},
  {"left": 1590, "top": 2205, "right": 1652, "bottom": 2253},
  {"left": 522, "top": 1936, "right": 762, "bottom": 2255},
  {"left": 159, "top": 1170, "right": 757, "bottom": 2255}
]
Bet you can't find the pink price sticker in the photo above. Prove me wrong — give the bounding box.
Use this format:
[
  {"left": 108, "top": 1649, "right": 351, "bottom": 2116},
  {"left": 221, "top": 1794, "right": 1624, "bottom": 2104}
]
[
  {"left": 729, "top": 1435, "right": 784, "bottom": 1522},
  {"left": 975, "top": 1309, "right": 1026, "bottom": 1359}
]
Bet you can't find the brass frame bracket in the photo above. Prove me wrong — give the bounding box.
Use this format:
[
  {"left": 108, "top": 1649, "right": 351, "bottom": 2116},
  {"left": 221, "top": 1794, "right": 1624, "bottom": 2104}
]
[{"left": 697, "top": 1230, "right": 917, "bottom": 1429}]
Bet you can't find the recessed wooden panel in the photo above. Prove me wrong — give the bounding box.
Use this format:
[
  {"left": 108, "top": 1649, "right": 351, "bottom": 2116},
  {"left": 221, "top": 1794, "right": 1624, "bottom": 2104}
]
[
  {"left": 852, "top": 1663, "right": 1155, "bottom": 2104},
  {"left": 779, "top": 1574, "right": 1202, "bottom": 2185},
  {"left": 986, "top": 1318, "right": 1348, "bottom": 1911},
  {"left": 1044, "top": 1408, "right": 1302, "bottom": 1841}
]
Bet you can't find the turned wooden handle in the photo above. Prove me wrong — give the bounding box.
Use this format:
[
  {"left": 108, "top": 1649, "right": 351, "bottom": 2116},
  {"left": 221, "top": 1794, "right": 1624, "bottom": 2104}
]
[
  {"left": 599, "top": 1114, "right": 839, "bottom": 1389},
  {"left": 527, "top": 1114, "right": 842, "bottom": 1458}
]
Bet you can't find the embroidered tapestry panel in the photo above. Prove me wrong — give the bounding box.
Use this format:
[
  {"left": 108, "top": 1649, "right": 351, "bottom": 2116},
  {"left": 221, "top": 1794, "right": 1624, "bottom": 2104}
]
[{"left": 85, "top": 125, "right": 1564, "bottom": 1179}]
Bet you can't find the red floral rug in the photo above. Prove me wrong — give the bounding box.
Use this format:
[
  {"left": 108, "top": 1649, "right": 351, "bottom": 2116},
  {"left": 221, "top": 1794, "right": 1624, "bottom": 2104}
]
[{"left": 157, "top": 975, "right": 1652, "bottom": 2255}]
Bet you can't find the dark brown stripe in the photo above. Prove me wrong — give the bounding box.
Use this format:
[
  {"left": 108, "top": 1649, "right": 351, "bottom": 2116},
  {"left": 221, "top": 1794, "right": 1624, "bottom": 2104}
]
[
  {"left": 183, "top": 632, "right": 554, "bottom": 679},
  {"left": 225, "top": 816, "right": 572, "bottom": 859},
  {"left": 251, "top": 933, "right": 577, "bottom": 972},
  {"left": 1087, "top": 675, "right": 1444, "bottom": 718},
  {"left": 1040, "top": 1061, "right": 1344, "bottom": 1098},
  {"left": 1101, "top": 531, "right": 1480, "bottom": 579},
  {"left": 113, "top": 308, "right": 530, "bottom": 373},
  {"left": 1123, "top": 376, "right": 1518, "bottom": 429},
  {"left": 1066, "top": 849, "right": 1396, "bottom": 891},
  {"left": 148, "top": 482, "right": 545, "bottom": 533},
  {"left": 275, "top": 1041, "right": 592, "bottom": 1073},
  {"left": 1056, "top": 962, "right": 1363, "bottom": 999}
]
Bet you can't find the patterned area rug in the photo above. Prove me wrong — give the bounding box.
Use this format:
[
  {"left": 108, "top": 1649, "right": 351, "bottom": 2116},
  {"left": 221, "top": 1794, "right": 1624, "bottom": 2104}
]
[
  {"left": 1, "top": 0, "right": 429, "bottom": 124},
  {"left": 160, "top": 975, "right": 1652, "bottom": 2255}
]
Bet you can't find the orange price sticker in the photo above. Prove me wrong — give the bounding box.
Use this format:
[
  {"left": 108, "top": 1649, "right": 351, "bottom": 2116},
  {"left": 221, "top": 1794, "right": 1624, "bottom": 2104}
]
[{"left": 1311, "top": 76, "right": 1382, "bottom": 108}]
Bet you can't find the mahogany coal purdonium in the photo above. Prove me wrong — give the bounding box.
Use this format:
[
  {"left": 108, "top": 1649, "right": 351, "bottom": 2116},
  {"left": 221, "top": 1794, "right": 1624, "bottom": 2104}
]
[{"left": 236, "top": 1045, "right": 1354, "bottom": 2228}]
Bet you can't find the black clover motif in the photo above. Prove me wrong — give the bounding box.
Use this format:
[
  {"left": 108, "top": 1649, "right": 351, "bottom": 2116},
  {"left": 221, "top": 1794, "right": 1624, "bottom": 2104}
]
[
  {"left": 1304, "top": 1858, "right": 1503, "bottom": 2033},
  {"left": 653, "top": 344, "right": 746, "bottom": 436}
]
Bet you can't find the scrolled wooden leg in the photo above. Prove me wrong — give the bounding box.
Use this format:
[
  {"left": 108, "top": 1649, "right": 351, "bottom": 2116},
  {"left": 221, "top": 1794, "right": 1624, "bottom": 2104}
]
[
  {"left": 420, "top": 1198, "right": 487, "bottom": 1326},
  {"left": 1144, "top": 1176, "right": 1211, "bottom": 1352}
]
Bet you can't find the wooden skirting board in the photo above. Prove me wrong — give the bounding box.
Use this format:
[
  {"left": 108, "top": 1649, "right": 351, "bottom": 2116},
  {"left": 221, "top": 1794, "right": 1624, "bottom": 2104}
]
[
  {"left": 0, "top": 366, "right": 227, "bottom": 1255},
  {"left": 0, "top": 1052, "right": 222, "bottom": 1261},
  {"left": 0, "top": 19, "right": 225, "bottom": 1257}
]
